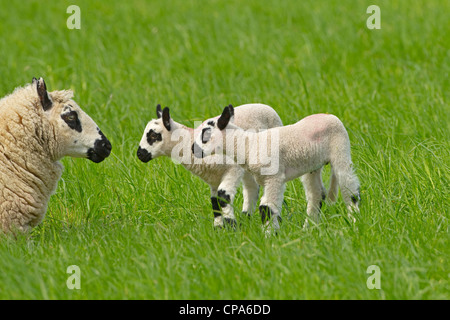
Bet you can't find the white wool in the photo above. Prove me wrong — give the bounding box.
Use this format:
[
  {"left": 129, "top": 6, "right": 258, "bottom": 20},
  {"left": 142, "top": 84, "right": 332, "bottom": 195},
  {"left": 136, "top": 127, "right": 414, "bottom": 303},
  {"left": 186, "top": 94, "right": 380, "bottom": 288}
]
[
  {"left": 138, "top": 104, "right": 283, "bottom": 227},
  {"left": 194, "top": 110, "right": 361, "bottom": 233},
  {"left": 0, "top": 79, "right": 110, "bottom": 233}
]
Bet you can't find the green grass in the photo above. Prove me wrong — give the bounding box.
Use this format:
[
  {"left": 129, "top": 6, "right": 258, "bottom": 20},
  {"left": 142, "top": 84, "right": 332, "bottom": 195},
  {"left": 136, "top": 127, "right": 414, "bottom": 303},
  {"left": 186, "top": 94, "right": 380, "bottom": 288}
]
[{"left": 0, "top": 0, "right": 448, "bottom": 299}]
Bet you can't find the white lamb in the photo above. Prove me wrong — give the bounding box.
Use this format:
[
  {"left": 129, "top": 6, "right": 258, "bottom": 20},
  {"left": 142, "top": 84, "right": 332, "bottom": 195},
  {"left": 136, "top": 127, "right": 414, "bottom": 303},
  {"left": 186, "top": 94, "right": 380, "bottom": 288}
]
[
  {"left": 0, "top": 78, "right": 112, "bottom": 233},
  {"left": 137, "top": 104, "right": 283, "bottom": 227},
  {"left": 193, "top": 105, "right": 361, "bottom": 233}
]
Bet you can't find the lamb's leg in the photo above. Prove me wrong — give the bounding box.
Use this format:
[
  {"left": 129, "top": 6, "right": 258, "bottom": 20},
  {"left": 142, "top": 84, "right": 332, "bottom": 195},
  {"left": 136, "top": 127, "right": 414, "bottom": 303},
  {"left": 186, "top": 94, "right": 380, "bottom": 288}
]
[
  {"left": 334, "top": 163, "right": 361, "bottom": 222},
  {"left": 259, "top": 177, "right": 286, "bottom": 235},
  {"left": 302, "top": 169, "right": 326, "bottom": 228},
  {"left": 210, "top": 187, "right": 223, "bottom": 228},
  {"left": 216, "top": 169, "right": 242, "bottom": 228},
  {"left": 241, "top": 171, "right": 260, "bottom": 217}
]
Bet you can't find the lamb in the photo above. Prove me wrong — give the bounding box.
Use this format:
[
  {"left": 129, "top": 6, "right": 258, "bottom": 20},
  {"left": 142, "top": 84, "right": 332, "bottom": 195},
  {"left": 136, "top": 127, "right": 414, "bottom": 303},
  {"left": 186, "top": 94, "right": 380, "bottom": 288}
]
[
  {"left": 0, "top": 77, "right": 112, "bottom": 233},
  {"left": 137, "top": 103, "right": 283, "bottom": 227},
  {"left": 192, "top": 105, "right": 361, "bottom": 233}
]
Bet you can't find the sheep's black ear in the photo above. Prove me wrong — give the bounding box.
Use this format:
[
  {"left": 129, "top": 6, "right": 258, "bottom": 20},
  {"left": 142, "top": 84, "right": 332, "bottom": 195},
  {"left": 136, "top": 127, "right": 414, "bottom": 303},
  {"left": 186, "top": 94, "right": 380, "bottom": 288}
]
[
  {"left": 156, "top": 104, "right": 162, "bottom": 119},
  {"left": 227, "top": 104, "right": 234, "bottom": 117},
  {"left": 162, "top": 107, "right": 171, "bottom": 131},
  {"left": 217, "top": 105, "right": 232, "bottom": 130},
  {"left": 36, "top": 77, "right": 53, "bottom": 111}
]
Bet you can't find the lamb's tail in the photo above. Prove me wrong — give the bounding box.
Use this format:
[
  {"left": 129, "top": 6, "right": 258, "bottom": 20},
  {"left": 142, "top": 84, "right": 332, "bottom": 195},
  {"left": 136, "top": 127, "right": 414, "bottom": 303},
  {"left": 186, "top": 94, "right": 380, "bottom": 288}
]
[{"left": 327, "top": 167, "right": 339, "bottom": 204}]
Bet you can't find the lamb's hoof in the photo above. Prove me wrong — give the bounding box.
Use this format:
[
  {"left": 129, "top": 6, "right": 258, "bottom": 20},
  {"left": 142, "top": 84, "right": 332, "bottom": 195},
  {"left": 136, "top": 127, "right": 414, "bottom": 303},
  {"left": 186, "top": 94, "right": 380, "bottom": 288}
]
[{"left": 223, "top": 217, "right": 238, "bottom": 229}]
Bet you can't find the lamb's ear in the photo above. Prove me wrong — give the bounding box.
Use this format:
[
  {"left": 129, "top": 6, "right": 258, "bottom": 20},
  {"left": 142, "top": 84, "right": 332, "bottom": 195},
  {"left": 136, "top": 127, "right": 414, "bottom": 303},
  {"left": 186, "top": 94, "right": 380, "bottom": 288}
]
[
  {"left": 227, "top": 104, "right": 235, "bottom": 123},
  {"left": 227, "top": 104, "right": 234, "bottom": 117},
  {"left": 156, "top": 104, "right": 162, "bottom": 119},
  {"left": 162, "top": 107, "right": 171, "bottom": 131},
  {"left": 217, "top": 105, "right": 232, "bottom": 130},
  {"left": 36, "top": 77, "right": 53, "bottom": 111}
]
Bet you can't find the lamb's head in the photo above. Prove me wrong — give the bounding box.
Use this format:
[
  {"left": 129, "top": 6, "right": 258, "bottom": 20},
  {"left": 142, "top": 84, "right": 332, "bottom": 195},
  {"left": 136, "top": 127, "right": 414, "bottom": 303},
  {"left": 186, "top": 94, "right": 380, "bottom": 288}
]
[
  {"left": 192, "top": 104, "right": 234, "bottom": 159},
  {"left": 137, "top": 105, "right": 178, "bottom": 162},
  {"left": 33, "top": 77, "right": 112, "bottom": 163}
]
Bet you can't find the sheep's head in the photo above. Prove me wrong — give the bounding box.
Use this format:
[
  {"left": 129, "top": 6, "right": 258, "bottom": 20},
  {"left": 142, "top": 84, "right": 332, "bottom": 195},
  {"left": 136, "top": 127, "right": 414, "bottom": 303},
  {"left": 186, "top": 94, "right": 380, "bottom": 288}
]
[
  {"left": 33, "top": 77, "right": 112, "bottom": 163},
  {"left": 192, "top": 104, "right": 234, "bottom": 159},
  {"left": 137, "top": 105, "right": 177, "bottom": 162}
]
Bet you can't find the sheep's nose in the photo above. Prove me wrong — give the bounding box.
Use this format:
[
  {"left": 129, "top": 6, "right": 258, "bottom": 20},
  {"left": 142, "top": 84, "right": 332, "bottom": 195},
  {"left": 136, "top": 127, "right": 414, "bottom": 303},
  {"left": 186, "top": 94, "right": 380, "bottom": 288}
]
[
  {"left": 137, "top": 146, "right": 152, "bottom": 163},
  {"left": 94, "top": 135, "right": 112, "bottom": 158}
]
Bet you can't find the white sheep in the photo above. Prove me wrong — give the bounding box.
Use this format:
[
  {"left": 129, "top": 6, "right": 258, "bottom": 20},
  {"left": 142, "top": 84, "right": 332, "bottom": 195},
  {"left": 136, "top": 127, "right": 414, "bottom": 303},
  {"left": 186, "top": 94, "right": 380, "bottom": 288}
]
[
  {"left": 193, "top": 105, "right": 361, "bottom": 233},
  {"left": 137, "top": 104, "right": 283, "bottom": 227},
  {"left": 0, "top": 78, "right": 112, "bottom": 233}
]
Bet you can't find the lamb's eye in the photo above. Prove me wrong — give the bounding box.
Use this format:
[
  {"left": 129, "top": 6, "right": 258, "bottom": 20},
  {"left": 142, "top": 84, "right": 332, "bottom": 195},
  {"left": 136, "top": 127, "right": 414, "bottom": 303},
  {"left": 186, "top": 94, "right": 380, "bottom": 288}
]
[
  {"left": 202, "top": 128, "right": 211, "bottom": 144},
  {"left": 146, "top": 129, "right": 162, "bottom": 145},
  {"left": 150, "top": 131, "right": 158, "bottom": 139},
  {"left": 66, "top": 114, "right": 76, "bottom": 121}
]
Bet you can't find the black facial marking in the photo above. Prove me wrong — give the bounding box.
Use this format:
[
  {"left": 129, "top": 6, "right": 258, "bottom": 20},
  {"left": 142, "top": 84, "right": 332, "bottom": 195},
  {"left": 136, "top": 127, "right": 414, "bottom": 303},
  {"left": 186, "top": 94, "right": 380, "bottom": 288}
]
[
  {"left": 61, "top": 110, "right": 82, "bottom": 132},
  {"left": 146, "top": 129, "right": 162, "bottom": 146},
  {"left": 137, "top": 146, "right": 152, "bottom": 163},
  {"left": 207, "top": 121, "right": 215, "bottom": 126},
  {"left": 201, "top": 128, "right": 211, "bottom": 144},
  {"left": 217, "top": 189, "right": 231, "bottom": 208},
  {"left": 210, "top": 196, "right": 222, "bottom": 218},
  {"left": 192, "top": 142, "right": 204, "bottom": 158},
  {"left": 87, "top": 130, "right": 112, "bottom": 163}
]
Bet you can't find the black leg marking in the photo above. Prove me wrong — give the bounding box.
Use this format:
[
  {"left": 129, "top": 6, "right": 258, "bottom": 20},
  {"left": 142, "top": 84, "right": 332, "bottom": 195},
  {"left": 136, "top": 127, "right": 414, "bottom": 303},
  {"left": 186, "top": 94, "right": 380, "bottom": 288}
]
[
  {"left": 241, "top": 211, "right": 251, "bottom": 217},
  {"left": 319, "top": 201, "right": 323, "bottom": 210},
  {"left": 260, "top": 205, "right": 271, "bottom": 223},
  {"left": 211, "top": 196, "right": 222, "bottom": 218},
  {"left": 217, "top": 189, "right": 231, "bottom": 207},
  {"left": 223, "top": 217, "right": 237, "bottom": 228},
  {"left": 260, "top": 205, "right": 282, "bottom": 224}
]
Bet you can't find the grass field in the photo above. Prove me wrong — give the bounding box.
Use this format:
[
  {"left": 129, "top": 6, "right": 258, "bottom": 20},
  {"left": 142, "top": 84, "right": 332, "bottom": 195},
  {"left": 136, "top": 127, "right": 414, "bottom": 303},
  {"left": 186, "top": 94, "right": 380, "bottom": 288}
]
[{"left": 0, "top": 0, "right": 448, "bottom": 299}]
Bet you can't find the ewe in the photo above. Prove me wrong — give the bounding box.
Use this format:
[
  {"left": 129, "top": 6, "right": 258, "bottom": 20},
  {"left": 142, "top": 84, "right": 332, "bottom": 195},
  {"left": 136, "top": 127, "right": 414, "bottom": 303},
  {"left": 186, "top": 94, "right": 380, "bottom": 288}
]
[
  {"left": 137, "top": 104, "right": 282, "bottom": 227},
  {"left": 0, "top": 78, "right": 112, "bottom": 233},
  {"left": 193, "top": 105, "right": 361, "bottom": 234}
]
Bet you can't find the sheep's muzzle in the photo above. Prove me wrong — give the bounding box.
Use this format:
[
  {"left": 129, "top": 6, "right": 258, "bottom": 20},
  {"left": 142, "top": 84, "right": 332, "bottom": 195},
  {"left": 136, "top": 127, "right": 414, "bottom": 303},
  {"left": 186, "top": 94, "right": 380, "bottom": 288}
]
[
  {"left": 87, "top": 132, "right": 112, "bottom": 163},
  {"left": 137, "top": 146, "right": 152, "bottom": 163}
]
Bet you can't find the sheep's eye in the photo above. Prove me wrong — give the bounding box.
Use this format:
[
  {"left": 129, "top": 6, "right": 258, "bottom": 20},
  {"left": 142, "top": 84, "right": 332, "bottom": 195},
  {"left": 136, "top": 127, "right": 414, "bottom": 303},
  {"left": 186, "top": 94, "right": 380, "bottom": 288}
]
[
  {"left": 61, "top": 111, "right": 82, "bottom": 132},
  {"left": 62, "top": 111, "right": 78, "bottom": 122},
  {"left": 146, "top": 129, "right": 162, "bottom": 145},
  {"left": 150, "top": 131, "right": 158, "bottom": 139}
]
